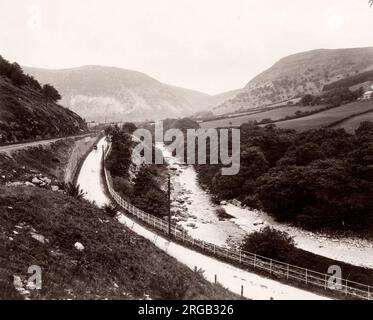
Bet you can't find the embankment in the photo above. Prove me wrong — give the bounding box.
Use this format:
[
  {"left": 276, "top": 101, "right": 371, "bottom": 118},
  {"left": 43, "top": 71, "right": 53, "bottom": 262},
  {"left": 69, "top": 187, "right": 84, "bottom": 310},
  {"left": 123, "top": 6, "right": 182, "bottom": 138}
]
[{"left": 65, "top": 133, "right": 103, "bottom": 184}]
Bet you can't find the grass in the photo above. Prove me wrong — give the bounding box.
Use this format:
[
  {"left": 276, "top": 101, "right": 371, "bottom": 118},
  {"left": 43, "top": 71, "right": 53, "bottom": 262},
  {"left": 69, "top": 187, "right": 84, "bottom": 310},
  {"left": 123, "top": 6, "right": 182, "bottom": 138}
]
[
  {"left": 0, "top": 186, "right": 238, "bottom": 299},
  {"left": 272, "top": 100, "right": 373, "bottom": 131},
  {"left": 200, "top": 105, "right": 324, "bottom": 129},
  {"left": 333, "top": 110, "right": 373, "bottom": 133}
]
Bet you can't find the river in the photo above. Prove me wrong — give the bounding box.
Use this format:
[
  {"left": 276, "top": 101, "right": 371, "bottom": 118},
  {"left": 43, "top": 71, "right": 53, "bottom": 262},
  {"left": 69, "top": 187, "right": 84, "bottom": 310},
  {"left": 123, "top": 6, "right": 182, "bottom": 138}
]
[{"left": 158, "top": 143, "right": 373, "bottom": 269}]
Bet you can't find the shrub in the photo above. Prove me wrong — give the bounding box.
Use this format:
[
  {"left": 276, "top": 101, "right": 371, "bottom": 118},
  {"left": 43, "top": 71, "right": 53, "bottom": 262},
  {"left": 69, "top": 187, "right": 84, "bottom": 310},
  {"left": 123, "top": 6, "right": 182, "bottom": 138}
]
[
  {"left": 215, "top": 207, "right": 233, "bottom": 220},
  {"left": 242, "top": 195, "right": 262, "bottom": 210},
  {"left": 103, "top": 203, "right": 118, "bottom": 217},
  {"left": 64, "top": 182, "right": 86, "bottom": 200},
  {"left": 240, "top": 227, "right": 296, "bottom": 261}
]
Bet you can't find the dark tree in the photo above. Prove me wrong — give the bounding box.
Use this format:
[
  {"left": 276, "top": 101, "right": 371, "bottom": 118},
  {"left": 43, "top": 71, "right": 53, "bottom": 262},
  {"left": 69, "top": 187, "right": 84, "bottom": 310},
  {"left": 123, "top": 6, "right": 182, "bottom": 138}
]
[
  {"left": 300, "top": 94, "right": 314, "bottom": 106},
  {"left": 240, "top": 227, "right": 296, "bottom": 261},
  {"left": 42, "top": 84, "right": 62, "bottom": 104}
]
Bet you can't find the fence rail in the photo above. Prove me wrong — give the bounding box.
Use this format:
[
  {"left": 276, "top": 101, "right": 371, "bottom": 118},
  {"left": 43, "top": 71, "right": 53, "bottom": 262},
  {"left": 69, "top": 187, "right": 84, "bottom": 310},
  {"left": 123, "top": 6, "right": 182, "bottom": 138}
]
[{"left": 102, "top": 144, "right": 372, "bottom": 300}]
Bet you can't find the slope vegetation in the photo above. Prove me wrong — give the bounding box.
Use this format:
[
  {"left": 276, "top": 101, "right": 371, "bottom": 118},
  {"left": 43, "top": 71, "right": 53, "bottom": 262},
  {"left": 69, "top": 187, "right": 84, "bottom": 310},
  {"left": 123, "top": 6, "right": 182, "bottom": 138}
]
[{"left": 216, "top": 47, "right": 373, "bottom": 114}]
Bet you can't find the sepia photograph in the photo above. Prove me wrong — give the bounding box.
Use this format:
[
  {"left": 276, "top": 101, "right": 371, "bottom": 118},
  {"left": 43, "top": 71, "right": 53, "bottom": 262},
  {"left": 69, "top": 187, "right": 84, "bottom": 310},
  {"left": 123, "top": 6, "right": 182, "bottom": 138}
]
[{"left": 0, "top": 0, "right": 373, "bottom": 312}]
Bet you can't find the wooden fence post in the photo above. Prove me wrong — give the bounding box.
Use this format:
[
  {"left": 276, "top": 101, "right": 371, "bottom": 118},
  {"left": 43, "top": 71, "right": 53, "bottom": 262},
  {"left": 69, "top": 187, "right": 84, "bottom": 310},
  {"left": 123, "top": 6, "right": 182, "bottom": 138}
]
[
  {"left": 345, "top": 280, "right": 348, "bottom": 296},
  {"left": 269, "top": 259, "right": 272, "bottom": 274}
]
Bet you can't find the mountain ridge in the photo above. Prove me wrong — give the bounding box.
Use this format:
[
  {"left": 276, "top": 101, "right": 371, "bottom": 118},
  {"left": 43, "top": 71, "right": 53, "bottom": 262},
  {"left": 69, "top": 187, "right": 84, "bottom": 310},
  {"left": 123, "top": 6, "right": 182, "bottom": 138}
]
[
  {"left": 24, "top": 65, "right": 236, "bottom": 122},
  {"left": 215, "top": 47, "right": 373, "bottom": 114}
]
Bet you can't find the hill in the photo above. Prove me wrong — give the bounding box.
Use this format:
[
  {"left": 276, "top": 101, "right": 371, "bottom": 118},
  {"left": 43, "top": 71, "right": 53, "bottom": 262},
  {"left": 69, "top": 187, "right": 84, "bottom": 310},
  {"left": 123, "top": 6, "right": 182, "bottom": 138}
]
[
  {"left": 0, "top": 185, "right": 236, "bottom": 299},
  {"left": 215, "top": 47, "right": 373, "bottom": 114},
  {"left": 0, "top": 139, "right": 236, "bottom": 299},
  {"left": 0, "top": 56, "right": 87, "bottom": 144},
  {"left": 24, "top": 66, "right": 235, "bottom": 123}
]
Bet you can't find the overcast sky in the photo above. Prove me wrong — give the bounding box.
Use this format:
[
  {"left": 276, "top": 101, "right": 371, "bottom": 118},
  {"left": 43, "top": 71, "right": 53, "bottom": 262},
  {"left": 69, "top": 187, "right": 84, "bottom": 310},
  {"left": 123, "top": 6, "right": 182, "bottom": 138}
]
[{"left": 0, "top": 0, "right": 372, "bottom": 94}]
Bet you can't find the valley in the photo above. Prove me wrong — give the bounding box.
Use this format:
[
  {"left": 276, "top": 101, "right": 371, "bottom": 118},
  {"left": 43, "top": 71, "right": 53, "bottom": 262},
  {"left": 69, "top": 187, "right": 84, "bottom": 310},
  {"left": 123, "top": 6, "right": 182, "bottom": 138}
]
[{"left": 2, "top": 42, "right": 373, "bottom": 301}]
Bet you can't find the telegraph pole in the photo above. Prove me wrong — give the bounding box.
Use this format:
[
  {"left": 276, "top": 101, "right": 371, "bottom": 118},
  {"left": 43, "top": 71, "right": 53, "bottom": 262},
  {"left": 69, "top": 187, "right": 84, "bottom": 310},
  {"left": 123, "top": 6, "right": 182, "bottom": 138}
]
[{"left": 168, "top": 173, "right": 171, "bottom": 238}]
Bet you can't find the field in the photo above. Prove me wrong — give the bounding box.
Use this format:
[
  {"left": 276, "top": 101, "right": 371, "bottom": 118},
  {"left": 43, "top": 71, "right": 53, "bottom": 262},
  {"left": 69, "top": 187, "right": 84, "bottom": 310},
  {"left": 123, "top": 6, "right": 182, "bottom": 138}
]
[
  {"left": 333, "top": 110, "right": 373, "bottom": 133},
  {"left": 271, "top": 100, "right": 373, "bottom": 131},
  {"left": 200, "top": 105, "right": 323, "bottom": 129}
]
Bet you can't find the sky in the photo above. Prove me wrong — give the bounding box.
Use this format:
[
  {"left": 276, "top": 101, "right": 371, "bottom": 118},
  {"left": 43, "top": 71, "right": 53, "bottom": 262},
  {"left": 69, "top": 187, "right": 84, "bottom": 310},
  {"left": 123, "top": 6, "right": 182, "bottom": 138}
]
[{"left": 0, "top": 0, "right": 372, "bottom": 94}]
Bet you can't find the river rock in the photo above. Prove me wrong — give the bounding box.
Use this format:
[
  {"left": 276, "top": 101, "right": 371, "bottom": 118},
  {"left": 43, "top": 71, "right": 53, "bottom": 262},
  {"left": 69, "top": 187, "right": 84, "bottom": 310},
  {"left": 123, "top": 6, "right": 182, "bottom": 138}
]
[
  {"left": 32, "top": 177, "right": 42, "bottom": 185},
  {"left": 6, "top": 181, "right": 23, "bottom": 187},
  {"left": 41, "top": 177, "right": 52, "bottom": 185}
]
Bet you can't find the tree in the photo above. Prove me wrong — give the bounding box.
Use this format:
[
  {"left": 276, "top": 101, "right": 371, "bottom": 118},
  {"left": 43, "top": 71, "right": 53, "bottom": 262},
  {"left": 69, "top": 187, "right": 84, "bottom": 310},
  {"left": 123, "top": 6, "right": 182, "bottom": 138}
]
[
  {"left": 240, "top": 227, "right": 296, "bottom": 261},
  {"left": 9, "top": 63, "right": 26, "bottom": 86},
  {"left": 42, "top": 84, "right": 61, "bottom": 104},
  {"left": 122, "top": 122, "right": 137, "bottom": 134},
  {"left": 331, "top": 94, "right": 342, "bottom": 107},
  {"left": 300, "top": 94, "right": 313, "bottom": 106}
]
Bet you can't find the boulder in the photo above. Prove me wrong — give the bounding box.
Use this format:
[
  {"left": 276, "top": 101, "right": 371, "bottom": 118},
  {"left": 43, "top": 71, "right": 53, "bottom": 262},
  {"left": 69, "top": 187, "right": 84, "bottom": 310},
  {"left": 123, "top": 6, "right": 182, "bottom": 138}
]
[
  {"left": 74, "top": 242, "right": 85, "bottom": 251},
  {"left": 30, "top": 232, "right": 47, "bottom": 244}
]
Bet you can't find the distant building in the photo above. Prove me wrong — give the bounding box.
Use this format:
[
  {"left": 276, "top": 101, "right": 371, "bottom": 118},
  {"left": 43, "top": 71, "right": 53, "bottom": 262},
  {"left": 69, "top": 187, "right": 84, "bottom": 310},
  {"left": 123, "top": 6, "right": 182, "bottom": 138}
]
[{"left": 362, "top": 90, "right": 373, "bottom": 100}]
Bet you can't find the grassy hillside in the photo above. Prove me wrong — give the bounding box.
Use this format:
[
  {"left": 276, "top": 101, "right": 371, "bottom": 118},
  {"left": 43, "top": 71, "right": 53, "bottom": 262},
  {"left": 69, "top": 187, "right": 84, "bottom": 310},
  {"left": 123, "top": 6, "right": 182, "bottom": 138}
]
[
  {"left": 0, "top": 134, "right": 236, "bottom": 299},
  {"left": 0, "top": 186, "right": 236, "bottom": 299},
  {"left": 215, "top": 47, "right": 373, "bottom": 114},
  {"left": 0, "top": 57, "right": 87, "bottom": 144}
]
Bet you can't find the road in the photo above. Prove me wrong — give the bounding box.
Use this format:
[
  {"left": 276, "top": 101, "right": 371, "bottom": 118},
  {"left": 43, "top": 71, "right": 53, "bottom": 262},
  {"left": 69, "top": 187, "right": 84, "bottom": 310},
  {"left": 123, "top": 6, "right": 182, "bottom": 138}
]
[
  {"left": 76, "top": 137, "right": 330, "bottom": 300},
  {"left": 0, "top": 133, "right": 92, "bottom": 155}
]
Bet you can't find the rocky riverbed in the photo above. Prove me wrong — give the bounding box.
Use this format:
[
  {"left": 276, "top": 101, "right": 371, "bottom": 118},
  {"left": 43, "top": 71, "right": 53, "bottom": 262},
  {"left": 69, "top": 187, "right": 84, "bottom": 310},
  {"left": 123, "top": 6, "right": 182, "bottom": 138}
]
[{"left": 158, "top": 143, "right": 373, "bottom": 268}]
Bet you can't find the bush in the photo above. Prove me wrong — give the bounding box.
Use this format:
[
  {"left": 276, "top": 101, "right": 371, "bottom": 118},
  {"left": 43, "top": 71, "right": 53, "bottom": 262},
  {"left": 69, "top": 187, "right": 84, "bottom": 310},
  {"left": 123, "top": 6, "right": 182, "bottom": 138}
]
[
  {"left": 240, "top": 227, "right": 296, "bottom": 261},
  {"left": 63, "top": 182, "right": 86, "bottom": 200},
  {"left": 242, "top": 195, "right": 262, "bottom": 210},
  {"left": 103, "top": 203, "right": 118, "bottom": 217}
]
